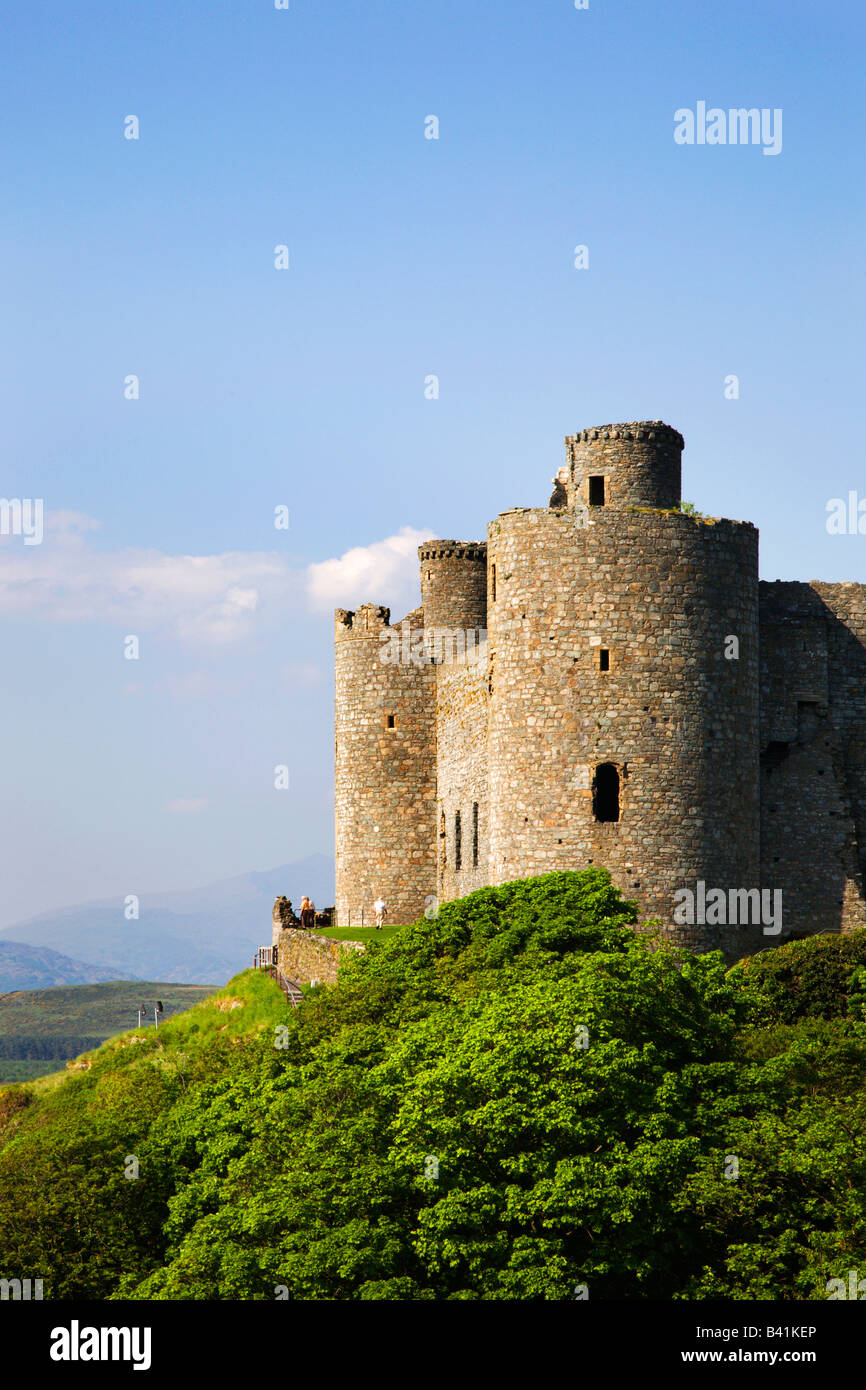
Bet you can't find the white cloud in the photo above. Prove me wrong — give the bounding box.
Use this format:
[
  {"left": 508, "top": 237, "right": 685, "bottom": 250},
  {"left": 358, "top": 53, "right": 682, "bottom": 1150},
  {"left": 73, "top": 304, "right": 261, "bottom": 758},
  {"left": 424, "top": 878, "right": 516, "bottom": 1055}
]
[
  {"left": 306, "top": 525, "right": 434, "bottom": 617},
  {"left": 0, "top": 517, "right": 296, "bottom": 643},
  {"left": 166, "top": 798, "right": 209, "bottom": 815},
  {"left": 0, "top": 514, "right": 436, "bottom": 643}
]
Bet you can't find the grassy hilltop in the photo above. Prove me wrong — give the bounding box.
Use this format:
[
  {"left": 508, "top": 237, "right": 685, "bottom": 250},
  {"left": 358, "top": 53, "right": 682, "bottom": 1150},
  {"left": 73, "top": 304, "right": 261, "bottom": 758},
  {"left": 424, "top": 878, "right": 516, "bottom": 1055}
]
[{"left": 1, "top": 869, "right": 865, "bottom": 1301}]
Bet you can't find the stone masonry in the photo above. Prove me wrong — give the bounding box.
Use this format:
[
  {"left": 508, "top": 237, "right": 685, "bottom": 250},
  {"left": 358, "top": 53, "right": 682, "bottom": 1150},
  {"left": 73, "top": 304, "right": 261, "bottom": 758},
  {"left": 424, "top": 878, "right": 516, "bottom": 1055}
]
[
  {"left": 275, "top": 928, "right": 365, "bottom": 987},
  {"left": 334, "top": 421, "right": 866, "bottom": 959}
]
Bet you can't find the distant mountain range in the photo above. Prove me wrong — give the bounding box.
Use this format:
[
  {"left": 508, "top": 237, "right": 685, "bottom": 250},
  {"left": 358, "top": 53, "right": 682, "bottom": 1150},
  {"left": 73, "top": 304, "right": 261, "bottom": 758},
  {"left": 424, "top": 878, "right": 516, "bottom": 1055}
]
[
  {"left": 0, "top": 941, "right": 124, "bottom": 996},
  {"left": 0, "top": 855, "right": 334, "bottom": 987}
]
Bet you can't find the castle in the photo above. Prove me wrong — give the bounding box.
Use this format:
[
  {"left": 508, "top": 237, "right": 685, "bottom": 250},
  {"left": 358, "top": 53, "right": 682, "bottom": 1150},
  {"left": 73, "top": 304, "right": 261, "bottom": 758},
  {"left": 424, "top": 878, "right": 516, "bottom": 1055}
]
[{"left": 334, "top": 422, "right": 866, "bottom": 959}]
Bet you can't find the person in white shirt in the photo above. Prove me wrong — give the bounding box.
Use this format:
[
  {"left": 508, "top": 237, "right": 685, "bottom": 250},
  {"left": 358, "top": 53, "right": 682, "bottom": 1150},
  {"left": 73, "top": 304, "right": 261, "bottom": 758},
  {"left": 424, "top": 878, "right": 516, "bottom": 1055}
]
[{"left": 373, "top": 896, "right": 387, "bottom": 929}]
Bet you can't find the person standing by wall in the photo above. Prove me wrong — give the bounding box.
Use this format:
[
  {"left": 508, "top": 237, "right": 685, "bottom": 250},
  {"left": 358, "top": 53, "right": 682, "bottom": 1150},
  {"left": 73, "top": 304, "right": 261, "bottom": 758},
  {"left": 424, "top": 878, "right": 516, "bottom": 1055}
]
[
  {"left": 373, "top": 895, "right": 387, "bottom": 930},
  {"left": 299, "top": 896, "right": 315, "bottom": 930}
]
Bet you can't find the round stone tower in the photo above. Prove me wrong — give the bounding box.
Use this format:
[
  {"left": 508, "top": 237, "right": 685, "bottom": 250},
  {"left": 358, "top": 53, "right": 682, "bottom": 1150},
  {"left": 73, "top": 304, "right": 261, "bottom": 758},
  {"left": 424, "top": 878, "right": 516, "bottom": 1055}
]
[
  {"left": 419, "top": 541, "right": 490, "bottom": 912},
  {"left": 334, "top": 603, "right": 436, "bottom": 927},
  {"left": 563, "top": 420, "right": 683, "bottom": 511},
  {"left": 486, "top": 421, "right": 761, "bottom": 958},
  {"left": 419, "top": 540, "right": 488, "bottom": 633}
]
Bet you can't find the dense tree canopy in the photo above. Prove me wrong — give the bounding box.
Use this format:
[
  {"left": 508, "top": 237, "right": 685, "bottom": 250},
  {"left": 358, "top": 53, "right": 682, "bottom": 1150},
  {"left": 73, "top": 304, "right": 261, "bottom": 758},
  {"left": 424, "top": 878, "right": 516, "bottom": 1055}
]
[{"left": 0, "top": 870, "right": 864, "bottom": 1300}]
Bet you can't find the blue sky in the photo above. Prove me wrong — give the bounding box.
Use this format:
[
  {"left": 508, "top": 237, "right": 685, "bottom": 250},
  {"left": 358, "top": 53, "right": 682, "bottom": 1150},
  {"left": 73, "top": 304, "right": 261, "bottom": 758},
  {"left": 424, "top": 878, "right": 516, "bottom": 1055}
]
[{"left": 1, "top": 0, "right": 863, "bottom": 925}]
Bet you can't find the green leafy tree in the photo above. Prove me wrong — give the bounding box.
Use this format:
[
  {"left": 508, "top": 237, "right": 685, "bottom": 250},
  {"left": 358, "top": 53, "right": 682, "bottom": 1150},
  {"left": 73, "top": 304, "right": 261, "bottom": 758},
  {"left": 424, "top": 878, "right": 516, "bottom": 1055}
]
[{"left": 2, "top": 874, "right": 865, "bottom": 1301}]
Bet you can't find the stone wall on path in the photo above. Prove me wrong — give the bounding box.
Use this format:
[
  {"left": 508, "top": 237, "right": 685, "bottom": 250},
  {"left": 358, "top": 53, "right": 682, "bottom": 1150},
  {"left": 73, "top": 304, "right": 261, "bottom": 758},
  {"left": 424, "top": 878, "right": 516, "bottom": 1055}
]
[{"left": 275, "top": 928, "right": 365, "bottom": 987}]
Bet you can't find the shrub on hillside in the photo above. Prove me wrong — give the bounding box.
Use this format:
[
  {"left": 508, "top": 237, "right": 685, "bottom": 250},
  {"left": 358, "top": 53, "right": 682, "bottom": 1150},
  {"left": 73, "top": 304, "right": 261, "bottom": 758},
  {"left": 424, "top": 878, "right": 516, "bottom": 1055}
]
[
  {"left": 2, "top": 871, "right": 865, "bottom": 1301},
  {"left": 729, "top": 930, "right": 866, "bottom": 1024}
]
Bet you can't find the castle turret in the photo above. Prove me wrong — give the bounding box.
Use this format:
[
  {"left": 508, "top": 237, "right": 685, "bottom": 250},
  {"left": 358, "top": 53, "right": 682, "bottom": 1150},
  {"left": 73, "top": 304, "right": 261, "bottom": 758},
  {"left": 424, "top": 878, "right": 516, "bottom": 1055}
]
[
  {"left": 558, "top": 420, "right": 684, "bottom": 512},
  {"left": 419, "top": 541, "right": 488, "bottom": 633},
  {"left": 333, "top": 420, "right": 767, "bottom": 960},
  {"left": 334, "top": 604, "right": 436, "bottom": 927},
  {"left": 419, "top": 544, "right": 491, "bottom": 911},
  {"left": 486, "top": 421, "right": 761, "bottom": 957}
]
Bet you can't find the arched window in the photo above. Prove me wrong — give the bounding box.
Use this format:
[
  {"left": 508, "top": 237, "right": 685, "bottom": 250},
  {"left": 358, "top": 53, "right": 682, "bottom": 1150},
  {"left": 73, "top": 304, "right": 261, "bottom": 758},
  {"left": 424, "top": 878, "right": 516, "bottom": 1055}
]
[{"left": 592, "top": 763, "right": 620, "bottom": 822}]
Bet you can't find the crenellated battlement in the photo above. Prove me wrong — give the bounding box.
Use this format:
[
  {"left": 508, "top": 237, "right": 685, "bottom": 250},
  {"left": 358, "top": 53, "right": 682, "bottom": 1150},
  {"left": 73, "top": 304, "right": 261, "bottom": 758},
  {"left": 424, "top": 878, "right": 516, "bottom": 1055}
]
[
  {"left": 566, "top": 421, "right": 685, "bottom": 449},
  {"left": 418, "top": 540, "right": 487, "bottom": 563},
  {"left": 419, "top": 539, "right": 488, "bottom": 634},
  {"left": 334, "top": 604, "right": 391, "bottom": 635},
  {"left": 560, "top": 418, "right": 684, "bottom": 512}
]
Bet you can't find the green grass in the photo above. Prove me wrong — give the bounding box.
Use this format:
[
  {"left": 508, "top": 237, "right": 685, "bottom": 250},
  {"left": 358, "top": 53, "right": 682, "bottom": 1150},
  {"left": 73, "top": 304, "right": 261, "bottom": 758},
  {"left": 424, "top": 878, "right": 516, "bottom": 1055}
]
[
  {"left": 0, "top": 969, "right": 288, "bottom": 1105},
  {"left": 0, "top": 980, "right": 219, "bottom": 1036},
  {"left": 317, "top": 924, "right": 406, "bottom": 944},
  {"left": 26, "top": 1066, "right": 74, "bottom": 1095}
]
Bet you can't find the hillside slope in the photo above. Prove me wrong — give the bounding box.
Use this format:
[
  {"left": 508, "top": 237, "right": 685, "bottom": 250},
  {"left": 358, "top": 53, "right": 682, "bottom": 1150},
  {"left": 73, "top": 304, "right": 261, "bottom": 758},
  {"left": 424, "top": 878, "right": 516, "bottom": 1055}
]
[
  {"left": 1, "top": 871, "right": 864, "bottom": 1302},
  {"left": 0, "top": 980, "right": 219, "bottom": 1081}
]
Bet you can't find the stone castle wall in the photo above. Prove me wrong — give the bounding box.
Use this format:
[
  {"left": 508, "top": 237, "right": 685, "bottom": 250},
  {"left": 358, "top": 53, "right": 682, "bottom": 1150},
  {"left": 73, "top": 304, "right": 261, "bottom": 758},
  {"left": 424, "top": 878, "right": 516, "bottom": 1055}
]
[
  {"left": 485, "top": 503, "right": 761, "bottom": 957},
  {"left": 419, "top": 541, "right": 487, "bottom": 632},
  {"left": 333, "top": 420, "right": 866, "bottom": 960},
  {"left": 563, "top": 421, "right": 683, "bottom": 512},
  {"left": 334, "top": 603, "right": 436, "bottom": 928},
  {"left": 419, "top": 541, "right": 491, "bottom": 906},
  {"left": 276, "top": 928, "right": 365, "bottom": 987},
  {"left": 759, "top": 581, "right": 866, "bottom": 939},
  {"left": 436, "top": 641, "right": 490, "bottom": 902}
]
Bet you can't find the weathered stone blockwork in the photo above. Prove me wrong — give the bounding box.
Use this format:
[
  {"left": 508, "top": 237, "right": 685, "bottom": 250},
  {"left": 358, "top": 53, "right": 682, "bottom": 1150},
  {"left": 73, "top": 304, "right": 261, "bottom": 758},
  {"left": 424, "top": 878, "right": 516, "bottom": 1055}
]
[
  {"left": 334, "top": 604, "right": 436, "bottom": 928},
  {"left": 486, "top": 503, "right": 760, "bottom": 958},
  {"left": 437, "top": 644, "right": 489, "bottom": 901},
  {"left": 759, "top": 581, "right": 866, "bottom": 939},
  {"left": 334, "top": 420, "right": 866, "bottom": 960},
  {"left": 276, "top": 929, "right": 364, "bottom": 987},
  {"left": 419, "top": 541, "right": 488, "bottom": 632},
  {"left": 563, "top": 421, "right": 683, "bottom": 512}
]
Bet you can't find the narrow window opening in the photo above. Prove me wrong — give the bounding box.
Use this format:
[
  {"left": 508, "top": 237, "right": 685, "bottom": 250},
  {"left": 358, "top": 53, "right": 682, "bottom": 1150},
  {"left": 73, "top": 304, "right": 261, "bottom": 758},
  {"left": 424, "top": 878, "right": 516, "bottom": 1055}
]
[
  {"left": 454, "top": 810, "right": 462, "bottom": 870},
  {"left": 599, "top": 648, "right": 610, "bottom": 672},
  {"left": 439, "top": 811, "right": 446, "bottom": 869},
  {"left": 588, "top": 475, "right": 606, "bottom": 507},
  {"left": 491, "top": 564, "right": 496, "bottom": 601},
  {"left": 760, "top": 740, "right": 792, "bottom": 771},
  {"left": 386, "top": 713, "right": 395, "bottom": 729},
  {"left": 472, "top": 802, "right": 479, "bottom": 867},
  {"left": 592, "top": 763, "right": 620, "bottom": 822}
]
